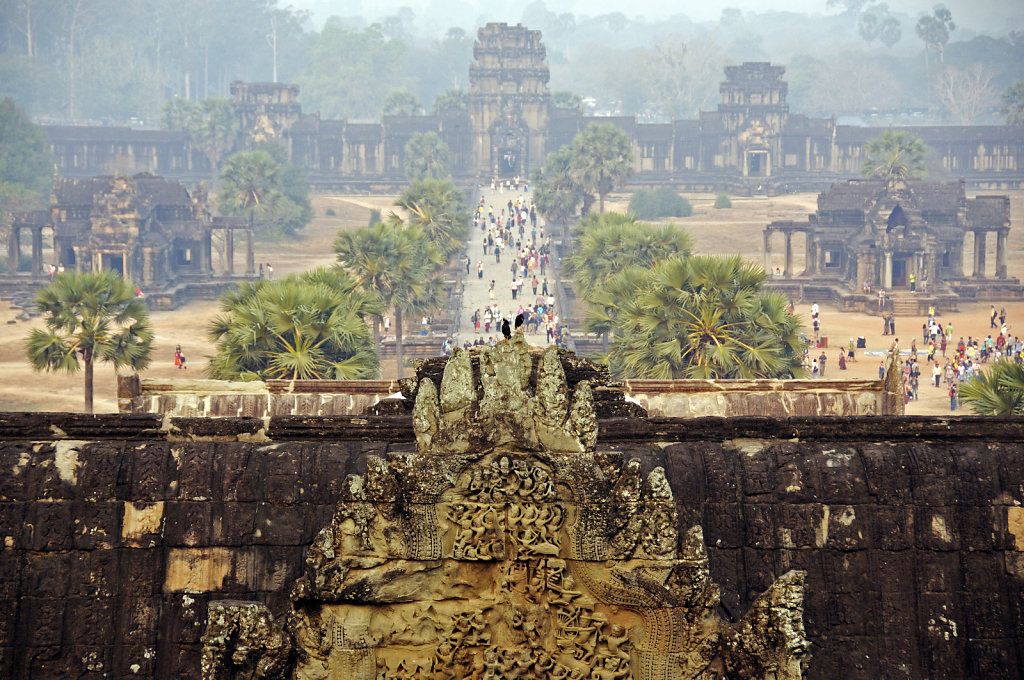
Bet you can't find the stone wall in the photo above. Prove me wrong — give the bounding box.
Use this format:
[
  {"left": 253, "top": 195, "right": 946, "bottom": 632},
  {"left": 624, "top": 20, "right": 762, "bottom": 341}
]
[
  {"left": 0, "top": 412, "right": 1021, "bottom": 679},
  {"left": 119, "top": 375, "right": 899, "bottom": 418}
]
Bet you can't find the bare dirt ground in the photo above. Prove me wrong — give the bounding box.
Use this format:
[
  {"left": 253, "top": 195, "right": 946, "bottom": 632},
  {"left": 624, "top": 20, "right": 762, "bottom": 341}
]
[{"left": 1, "top": 190, "right": 1021, "bottom": 415}]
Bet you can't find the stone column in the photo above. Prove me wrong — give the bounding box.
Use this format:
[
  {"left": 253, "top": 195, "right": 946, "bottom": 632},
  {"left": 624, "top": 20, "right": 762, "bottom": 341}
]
[
  {"left": 220, "top": 230, "right": 228, "bottom": 275},
  {"left": 31, "top": 227, "right": 43, "bottom": 277},
  {"left": 226, "top": 229, "right": 235, "bottom": 275},
  {"left": 974, "top": 231, "right": 986, "bottom": 278},
  {"left": 246, "top": 229, "right": 255, "bottom": 276},
  {"left": 763, "top": 230, "right": 772, "bottom": 273},
  {"left": 143, "top": 249, "right": 153, "bottom": 285},
  {"left": 884, "top": 251, "right": 893, "bottom": 289},
  {"left": 7, "top": 226, "right": 19, "bottom": 274},
  {"left": 784, "top": 232, "right": 793, "bottom": 277},
  {"left": 996, "top": 229, "right": 1008, "bottom": 279},
  {"left": 805, "top": 234, "right": 817, "bottom": 275}
]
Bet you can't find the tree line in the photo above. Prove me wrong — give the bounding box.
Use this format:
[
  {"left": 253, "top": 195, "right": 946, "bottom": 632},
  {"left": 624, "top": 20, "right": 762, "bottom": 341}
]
[{"left": 2, "top": 1, "right": 1023, "bottom": 126}]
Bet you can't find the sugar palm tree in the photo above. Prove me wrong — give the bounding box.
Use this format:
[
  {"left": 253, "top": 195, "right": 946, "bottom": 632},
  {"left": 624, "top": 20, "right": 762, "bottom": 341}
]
[
  {"left": 402, "top": 132, "right": 451, "bottom": 182},
  {"left": 958, "top": 360, "right": 1024, "bottom": 416},
  {"left": 861, "top": 130, "right": 927, "bottom": 190},
  {"left": 335, "top": 216, "right": 444, "bottom": 378},
  {"left": 207, "top": 268, "right": 380, "bottom": 381},
  {"left": 567, "top": 213, "right": 693, "bottom": 353},
  {"left": 25, "top": 270, "right": 153, "bottom": 413},
  {"left": 396, "top": 178, "right": 469, "bottom": 258},
  {"left": 568, "top": 122, "right": 634, "bottom": 214},
  {"left": 605, "top": 255, "right": 804, "bottom": 379}
]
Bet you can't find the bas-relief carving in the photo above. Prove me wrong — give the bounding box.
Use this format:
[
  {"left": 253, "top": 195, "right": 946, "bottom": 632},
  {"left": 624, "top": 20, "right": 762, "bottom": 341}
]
[{"left": 202, "top": 335, "right": 810, "bottom": 680}]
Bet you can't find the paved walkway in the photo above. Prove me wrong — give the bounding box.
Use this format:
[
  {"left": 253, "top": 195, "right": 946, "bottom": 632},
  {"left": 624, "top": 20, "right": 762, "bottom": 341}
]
[{"left": 449, "top": 184, "right": 559, "bottom": 348}]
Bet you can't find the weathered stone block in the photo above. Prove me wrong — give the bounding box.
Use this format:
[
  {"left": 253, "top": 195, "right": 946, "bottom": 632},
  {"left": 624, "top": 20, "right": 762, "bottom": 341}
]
[
  {"left": 703, "top": 502, "right": 743, "bottom": 548},
  {"left": 777, "top": 503, "right": 825, "bottom": 548},
  {"left": 117, "top": 549, "right": 162, "bottom": 596},
  {"left": 22, "top": 553, "right": 70, "bottom": 601},
  {"left": 915, "top": 506, "right": 960, "bottom": 551},
  {"left": 127, "top": 445, "right": 174, "bottom": 501},
  {"left": 67, "top": 549, "right": 117, "bottom": 598},
  {"left": 18, "top": 598, "right": 64, "bottom": 646},
  {"left": 116, "top": 596, "right": 160, "bottom": 647},
  {"left": 209, "top": 502, "right": 257, "bottom": 547},
  {"left": 163, "top": 502, "right": 212, "bottom": 547},
  {"left": 65, "top": 597, "right": 116, "bottom": 645},
  {"left": 174, "top": 442, "right": 215, "bottom": 501},
  {"left": 0, "top": 502, "right": 25, "bottom": 550},
  {"left": 872, "top": 505, "right": 914, "bottom": 550},
  {"left": 858, "top": 443, "right": 911, "bottom": 504},
  {"left": 825, "top": 504, "right": 871, "bottom": 551},
  {"left": 28, "top": 500, "right": 73, "bottom": 551},
  {"left": 744, "top": 502, "right": 776, "bottom": 548},
  {"left": 71, "top": 501, "right": 118, "bottom": 550}
]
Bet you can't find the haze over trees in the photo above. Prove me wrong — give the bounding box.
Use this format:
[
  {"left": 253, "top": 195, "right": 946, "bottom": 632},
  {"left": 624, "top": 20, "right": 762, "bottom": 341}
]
[
  {"left": 2, "top": 0, "right": 1022, "bottom": 127},
  {"left": 217, "top": 143, "right": 314, "bottom": 239},
  {"left": 0, "top": 98, "right": 51, "bottom": 257}
]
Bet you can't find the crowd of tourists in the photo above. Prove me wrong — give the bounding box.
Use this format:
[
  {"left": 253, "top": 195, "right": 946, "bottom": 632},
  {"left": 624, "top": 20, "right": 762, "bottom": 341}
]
[{"left": 895, "top": 304, "right": 1020, "bottom": 410}]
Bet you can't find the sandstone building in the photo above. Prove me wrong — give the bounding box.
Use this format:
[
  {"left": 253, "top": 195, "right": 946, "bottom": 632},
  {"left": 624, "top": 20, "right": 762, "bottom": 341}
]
[
  {"left": 763, "top": 178, "right": 1020, "bottom": 309},
  {"left": 3, "top": 173, "right": 253, "bottom": 308},
  {"left": 42, "top": 24, "right": 1024, "bottom": 193}
]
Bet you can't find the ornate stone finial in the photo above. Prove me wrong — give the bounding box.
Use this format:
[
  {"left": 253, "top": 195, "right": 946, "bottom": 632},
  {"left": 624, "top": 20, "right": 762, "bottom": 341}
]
[{"left": 412, "top": 334, "right": 597, "bottom": 454}]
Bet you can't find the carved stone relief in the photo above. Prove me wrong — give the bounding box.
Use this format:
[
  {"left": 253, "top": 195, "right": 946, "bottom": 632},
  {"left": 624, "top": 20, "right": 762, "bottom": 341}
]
[{"left": 201, "top": 335, "right": 810, "bottom": 680}]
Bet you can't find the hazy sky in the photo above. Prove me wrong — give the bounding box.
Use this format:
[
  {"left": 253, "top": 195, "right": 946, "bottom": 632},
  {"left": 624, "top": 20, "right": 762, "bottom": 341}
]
[{"left": 290, "top": 0, "right": 1024, "bottom": 32}]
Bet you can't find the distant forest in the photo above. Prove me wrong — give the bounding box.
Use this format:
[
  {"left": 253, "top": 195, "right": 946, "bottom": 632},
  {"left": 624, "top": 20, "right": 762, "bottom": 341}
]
[{"left": 0, "top": 0, "right": 1021, "bottom": 127}]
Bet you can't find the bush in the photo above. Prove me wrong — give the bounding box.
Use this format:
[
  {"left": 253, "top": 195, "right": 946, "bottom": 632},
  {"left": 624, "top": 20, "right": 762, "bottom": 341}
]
[
  {"left": 325, "top": 207, "right": 336, "bottom": 216},
  {"left": 714, "top": 193, "right": 733, "bottom": 209},
  {"left": 628, "top": 187, "right": 693, "bottom": 219},
  {"left": 368, "top": 209, "right": 382, "bottom": 227}
]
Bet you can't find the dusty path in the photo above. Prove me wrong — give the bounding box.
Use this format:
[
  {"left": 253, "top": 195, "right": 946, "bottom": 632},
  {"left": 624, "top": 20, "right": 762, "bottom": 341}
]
[{"left": 450, "top": 184, "right": 558, "bottom": 348}]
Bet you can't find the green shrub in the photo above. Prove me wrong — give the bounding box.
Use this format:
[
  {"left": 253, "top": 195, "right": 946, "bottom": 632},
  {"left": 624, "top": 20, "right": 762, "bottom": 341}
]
[
  {"left": 714, "top": 193, "right": 733, "bottom": 209},
  {"left": 368, "top": 209, "right": 382, "bottom": 227},
  {"left": 325, "top": 207, "right": 336, "bottom": 216},
  {"left": 628, "top": 187, "right": 693, "bottom": 219}
]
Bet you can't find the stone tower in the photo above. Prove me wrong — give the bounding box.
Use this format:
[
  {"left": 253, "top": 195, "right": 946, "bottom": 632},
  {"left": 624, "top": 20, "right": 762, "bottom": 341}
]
[
  {"left": 716, "top": 62, "right": 789, "bottom": 179},
  {"left": 469, "top": 23, "right": 551, "bottom": 179}
]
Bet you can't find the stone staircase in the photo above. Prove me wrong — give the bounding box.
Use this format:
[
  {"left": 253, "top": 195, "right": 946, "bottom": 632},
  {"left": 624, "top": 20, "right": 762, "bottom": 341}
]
[{"left": 888, "top": 294, "right": 930, "bottom": 317}]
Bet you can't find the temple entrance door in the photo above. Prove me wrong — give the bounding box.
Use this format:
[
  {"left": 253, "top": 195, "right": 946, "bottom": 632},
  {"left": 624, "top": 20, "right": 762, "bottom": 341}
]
[
  {"left": 103, "top": 253, "right": 124, "bottom": 276},
  {"left": 499, "top": 148, "right": 518, "bottom": 178},
  {"left": 746, "top": 150, "right": 768, "bottom": 177},
  {"left": 892, "top": 258, "right": 908, "bottom": 288}
]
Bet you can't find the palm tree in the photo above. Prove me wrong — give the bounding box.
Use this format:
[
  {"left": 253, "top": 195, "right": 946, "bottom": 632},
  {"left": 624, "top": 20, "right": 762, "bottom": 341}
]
[
  {"left": 568, "top": 123, "right": 635, "bottom": 213},
  {"left": 958, "top": 360, "right": 1024, "bottom": 416},
  {"left": 207, "top": 268, "right": 380, "bottom": 381},
  {"left": 403, "top": 132, "right": 451, "bottom": 183},
  {"left": 604, "top": 255, "right": 804, "bottom": 379},
  {"left": 396, "top": 178, "right": 469, "bottom": 257},
  {"left": 861, "top": 130, "right": 927, "bottom": 190},
  {"left": 25, "top": 270, "right": 153, "bottom": 413},
  {"left": 335, "top": 217, "right": 444, "bottom": 378},
  {"left": 566, "top": 213, "right": 693, "bottom": 353},
  {"left": 531, "top": 146, "right": 586, "bottom": 230}
]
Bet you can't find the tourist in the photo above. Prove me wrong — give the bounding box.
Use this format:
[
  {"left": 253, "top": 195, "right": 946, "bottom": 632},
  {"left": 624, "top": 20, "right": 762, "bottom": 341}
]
[
  {"left": 838, "top": 351, "right": 846, "bottom": 371},
  {"left": 878, "top": 361, "right": 885, "bottom": 379},
  {"left": 267, "top": 263, "right": 273, "bottom": 280},
  {"left": 990, "top": 305, "right": 998, "bottom": 328},
  {"left": 909, "top": 272, "right": 915, "bottom": 293},
  {"left": 878, "top": 288, "right": 886, "bottom": 310},
  {"left": 174, "top": 344, "right": 182, "bottom": 369},
  {"left": 477, "top": 261, "right": 484, "bottom": 278},
  {"left": 949, "top": 382, "right": 958, "bottom": 411},
  {"left": 933, "top": 362, "right": 942, "bottom": 387},
  {"left": 464, "top": 255, "right": 471, "bottom": 274},
  {"left": 818, "top": 351, "right": 827, "bottom": 377},
  {"left": 847, "top": 338, "right": 856, "bottom": 362}
]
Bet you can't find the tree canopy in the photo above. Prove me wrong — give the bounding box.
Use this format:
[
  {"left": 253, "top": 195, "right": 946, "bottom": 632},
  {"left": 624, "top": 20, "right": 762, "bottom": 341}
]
[
  {"left": 957, "top": 360, "right": 1024, "bottom": 416},
  {"left": 161, "top": 97, "right": 239, "bottom": 173},
  {"left": 395, "top": 178, "right": 469, "bottom": 257},
  {"left": 25, "top": 270, "right": 153, "bottom": 412},
  {"left": 531, "top": 146, "right": 587, "bottom": 226},
  {"left": 861, "top": 130, "right": 928, "bottom": 188},
  {"left": 403, "top": 132, "right": 451, "bottom": 183},
  {"left": 596, "top": 255, "right": 804, "bottom": 380},
  {"left": 207, "top": 268, "right": 380, "bottom": 381},
  {"left": 217, "top": 144, "right": 313, "bottom": 239},
  {"left": 0, "top": 97, "right": 52, "bottom": 215},
  {"left": 334, "top": 217, "right": 445, "bottom": 378},
  {"left": 567, "top": 123, "right": 635, "bottom": 214},
  {"left": 1002, "top": 81, "right": 1024, "bottom": 125}
]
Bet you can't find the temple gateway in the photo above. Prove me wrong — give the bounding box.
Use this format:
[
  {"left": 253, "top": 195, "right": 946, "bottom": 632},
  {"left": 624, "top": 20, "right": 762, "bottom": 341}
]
[
  {"left": 43, "top": 23, "right": 1024, "bottom": 193},
  {"left": 762, "top": 178, "right": 1020, "bottom": 312}
]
